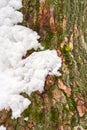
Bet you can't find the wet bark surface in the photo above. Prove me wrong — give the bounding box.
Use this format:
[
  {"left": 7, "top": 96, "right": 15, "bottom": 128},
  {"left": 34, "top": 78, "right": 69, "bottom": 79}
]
[{"left": 0, "top": 0, "right": 87, "bottom": 129}]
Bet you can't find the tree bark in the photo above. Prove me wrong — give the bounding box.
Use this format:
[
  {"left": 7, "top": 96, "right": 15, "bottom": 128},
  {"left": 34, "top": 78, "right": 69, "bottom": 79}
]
[
  {"left": 0, "top": 0, "right": 87, "bottom": 129},
  {"left": 21, "top": 1, "right": 87, "bottom": 129}
]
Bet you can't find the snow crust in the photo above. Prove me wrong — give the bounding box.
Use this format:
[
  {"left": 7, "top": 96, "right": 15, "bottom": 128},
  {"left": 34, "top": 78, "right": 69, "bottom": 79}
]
[
  {"left": 0, "top": 0, "right": 62, "bottom": 118},
  {"left": 0, "top": 125, "right": 6, "bottom": 130}
]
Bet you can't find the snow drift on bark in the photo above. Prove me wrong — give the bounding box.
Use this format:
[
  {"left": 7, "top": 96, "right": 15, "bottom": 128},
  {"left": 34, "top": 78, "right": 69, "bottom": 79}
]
[{"left": 0, "top": 0, "right": 62, "bottom": 118}]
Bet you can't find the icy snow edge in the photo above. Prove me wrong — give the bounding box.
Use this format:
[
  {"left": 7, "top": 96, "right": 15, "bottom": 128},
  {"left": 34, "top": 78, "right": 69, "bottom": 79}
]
[{"left": 0, "top": 0, "right": 62, "bottom": 118}]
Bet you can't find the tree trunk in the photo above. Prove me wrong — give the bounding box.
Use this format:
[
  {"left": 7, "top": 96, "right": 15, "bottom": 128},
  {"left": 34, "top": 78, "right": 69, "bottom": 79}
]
[{"left": 0, "top": 0, "right": 87, "bottom": 129}]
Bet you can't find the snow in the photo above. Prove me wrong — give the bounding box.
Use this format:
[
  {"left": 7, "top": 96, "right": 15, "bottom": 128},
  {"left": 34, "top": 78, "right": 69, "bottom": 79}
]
[
  {"left": 0, "top": 0, "right": 23, "bottom": 26},
  {"left": 0, "top": 0, "right": 62, "bottom": 119},
  {"left": 0, "top": 125, "right": 6, "bottom": 130},
  {"left": 24, "top": 117, "right": 28, "bottom": 121},
  {"left": 74, "top": 126, "right": 84, "bottom": 130}
]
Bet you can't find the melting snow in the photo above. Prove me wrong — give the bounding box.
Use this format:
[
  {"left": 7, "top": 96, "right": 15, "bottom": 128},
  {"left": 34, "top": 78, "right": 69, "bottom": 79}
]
[{"left": 0, "top": 0, "right": 62, "bottom": 118}]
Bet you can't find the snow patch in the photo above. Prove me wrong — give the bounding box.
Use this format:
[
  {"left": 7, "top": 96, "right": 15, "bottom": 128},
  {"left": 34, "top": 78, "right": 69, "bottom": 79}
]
[
  {"left": 0, "top": 0, "right": 62, "bottom": 118},
  {"left": 24, "top": 117, "right": 28, "bottom": 121},
  {"left": 74, "top": 126, "right": 84, "bottom": 130},
  {"left": 0, "top": 0, "right": 23, "bottom": 26},
  {"left": 0, "top": 125, "right": 6, "bottom": 130}
]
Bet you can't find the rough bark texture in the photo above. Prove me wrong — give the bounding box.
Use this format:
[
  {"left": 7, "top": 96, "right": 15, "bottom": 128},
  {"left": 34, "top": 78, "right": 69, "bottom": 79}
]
[{"left": 0, "top": 0, "right": 87, "bottom": 130}]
